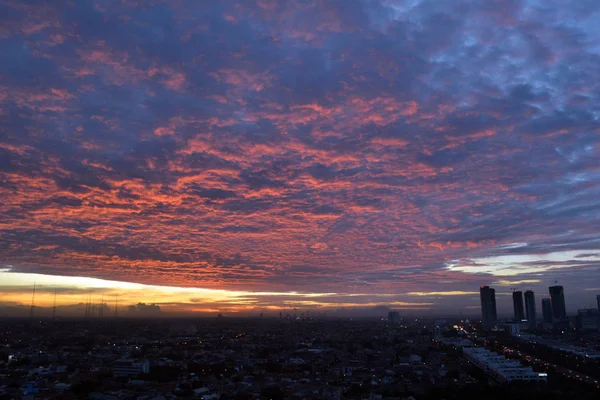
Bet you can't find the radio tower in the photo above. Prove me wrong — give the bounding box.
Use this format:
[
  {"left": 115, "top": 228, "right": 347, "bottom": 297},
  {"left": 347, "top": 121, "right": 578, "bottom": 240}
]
[
  {"left": 90, "top": 292, "right": 95, "bottom": 317},
  {"left": 114, "top": 294, "right": 118, "bottom": 318},
  {"left": 85, "top": 292, "right": 92, "bottom": 317},
  {"left": 99, "top": 293, "right": 104, "bottom": 318},
  {"left": 52, "top": 288, "right": 57, "bottom": 320},
  {"left": 29, "top": 282, "right": 36, "bottom": 322}
]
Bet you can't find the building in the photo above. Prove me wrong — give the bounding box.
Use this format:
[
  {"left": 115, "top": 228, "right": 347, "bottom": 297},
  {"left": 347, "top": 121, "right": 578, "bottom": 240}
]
[
  {"left": 387, "top": 310, "right": 400, "bottom": 323},
  {"left": 512, "top": 291, "right": 525, "bottom": 321},
  {"left": 506, "top": 322, "right": 521, "bottom": 335},
  {"left": 515, "top": 333, "right": 600, "bottom": 359},
  {"left": 541, "top": 298, "right": 553, "bottom": 324},
  {"left": 480, "top": 286, "right": 497, "bottom": 329},
  {"left": 463, "top": 347, "right": 547, "bottom": 383},
  {"left": 112, "top": 359, "right": 150, "bottom": 378},
  {"left": 576, "top": 309, "right": 599, "bottom": 331},
  {"left": 597, "top": 294, "right": 600, "bottom": 310},
  {"left": 549, "top": 285, "right": 567, "bottom": 319},
  {"left": 524, "top": 291, "right": 536, "bottom": 329}
]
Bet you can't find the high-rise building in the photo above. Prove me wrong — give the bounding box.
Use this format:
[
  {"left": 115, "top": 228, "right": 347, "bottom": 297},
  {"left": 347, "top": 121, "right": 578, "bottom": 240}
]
[
  {"left": 597, "top": 294, "right": 600, "bottom": 310},
  {"left": 512, "top": 291, "right": 525, "bottom": 321},
  {"left": 549, "top": 285, "right": 567, "bottom": 319},
  {"left": 480, "top": 286, "right": 497, "bottom": 329},
  {"left": 524, "top": 290, "right": 536, "bottom": 329},
  {"left": 541, "top": 298, "right": 553, "bottom": 324}
]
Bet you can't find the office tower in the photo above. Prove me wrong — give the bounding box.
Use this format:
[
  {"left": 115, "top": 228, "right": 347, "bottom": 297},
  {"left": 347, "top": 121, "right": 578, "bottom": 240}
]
[
  {"left": 524, "top": 290, "right": 536, "bottom": 329},
  {"left": 512, "top": 291, "right": 525, "bottom": 321},
  {"left": 549, "top": 285, "right": 567, "bottom": 319},
  {"left": 480, "top": 286, "right": 497, "bottom": 329},
  {"left": 542, "top": 298, "right": 553, "bottom": 323}
]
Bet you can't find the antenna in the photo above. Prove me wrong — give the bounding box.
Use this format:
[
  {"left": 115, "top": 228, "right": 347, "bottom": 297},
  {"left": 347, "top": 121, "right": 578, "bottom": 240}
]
[
  {"left": 99, "top": 293, "right": 104, "bottom": 318},
  {"left": 85, "top": 291, "right": 92, "bottom": 317},
  {"left": 29, "top": 282, "right": 36, "bottom": 322},
  {"left": 114, "top": 294, "right": 118, "bottom": 318},
  {"left": 52, "top": 288, "right": 57, "bottom": 320},
  {"left": 90, "top": 292, "right": 94, "bottom": 317}
]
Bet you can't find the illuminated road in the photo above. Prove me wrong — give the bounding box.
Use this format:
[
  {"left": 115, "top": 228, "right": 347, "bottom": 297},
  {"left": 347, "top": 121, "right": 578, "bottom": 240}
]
[{"left": 494, "top": 344, "right": 600, "bottom": 390}]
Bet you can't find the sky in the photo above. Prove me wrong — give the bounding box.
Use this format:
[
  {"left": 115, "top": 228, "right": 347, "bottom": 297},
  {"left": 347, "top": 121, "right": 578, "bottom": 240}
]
[{"left": 1, "top": 0, "right": 600, "bottom": 316}]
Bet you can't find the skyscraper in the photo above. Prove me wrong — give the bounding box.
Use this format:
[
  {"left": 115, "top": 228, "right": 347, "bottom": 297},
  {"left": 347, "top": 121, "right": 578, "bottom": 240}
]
[
  {"left": 524, "top": 290, "right": 536, "bottom": 329},
  {"left": 480, "top": 286, "right": 497, "bottom": 329},
  {"left": 549, "top": 285, "right": 567, "bottom": 319},
  {"left": 542, "top": 298, "right": 553, "bottom": 324},
  {"left": 512, "top": 291, "right": 525, "bottom": 321},
  {"left": 597, "top": 294, "right": 600, "bottom": 310}
]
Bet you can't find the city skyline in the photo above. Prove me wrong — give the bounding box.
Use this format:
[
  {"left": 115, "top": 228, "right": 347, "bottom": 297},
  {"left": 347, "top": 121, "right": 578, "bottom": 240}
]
[
  {"left": 2, "top": 0, "right": 600, "bottom": 314},
  {"left": 5, "top": 269, "right": 599, "bottom": 317},
  {"left": 478, "top": 284, "right": 600, "bottom": 329}
]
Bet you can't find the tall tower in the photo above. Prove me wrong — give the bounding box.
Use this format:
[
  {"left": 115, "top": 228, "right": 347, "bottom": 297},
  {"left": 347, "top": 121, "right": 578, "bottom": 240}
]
[
  {"left": 85, "top": 292, "right": 92, "bottom": 317},
  {"left": 524, "top": 290, "right": 536, "bottom": 329},
  {"left": 596, "top": 294, "right": 600, "bottom": 310},
  {"left": 541, "top": 298, "right": 553, "bottom": 323},
  {"left": 114, "top": 294, "right": 119, "bottom": 318},
  {"left": 512, "top": 291, "right": 525, "bottom": 321},
  {"left": 29, "top": 283, "right": 36, "bottom": 321},
  {"left": 479, "top": 286, "right": 497, "bottom": 329},
  {"left": 90, "top": 293, "right": 95, "bottom": 317},
  {"left": 549, "top": 285, "right": 566, "bottom": 319},
  {"left": 52, "top": 288, "right": 57, "bottom": 320},
  {"left": 99, "top": 293, "right": 104, "bottom": 318}
]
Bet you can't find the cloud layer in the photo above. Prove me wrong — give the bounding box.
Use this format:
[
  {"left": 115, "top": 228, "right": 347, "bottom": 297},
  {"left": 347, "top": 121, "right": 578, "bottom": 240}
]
[{"left": 1, "top": 0, "right": 600, "bottom": 312}]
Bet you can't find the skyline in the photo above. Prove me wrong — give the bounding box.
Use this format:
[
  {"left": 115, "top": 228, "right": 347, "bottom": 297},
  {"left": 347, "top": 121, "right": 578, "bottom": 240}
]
[
  {"left": 2, "top": 268, "right": 598, "bottom": 317},
  {"left": 2, "top": 0, "right": 600, "bottom": 314}
]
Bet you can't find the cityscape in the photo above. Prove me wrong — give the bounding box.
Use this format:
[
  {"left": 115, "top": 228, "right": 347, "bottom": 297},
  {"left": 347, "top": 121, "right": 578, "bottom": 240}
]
[
  {"left": 479, "top": 284, "right": 600, "bottom": 332},
  {"left": 3, "top": 0, "right": 600, "bottom": 398},
  {"left": 0, "top": 285, "right": 599, "bottom": 399}
]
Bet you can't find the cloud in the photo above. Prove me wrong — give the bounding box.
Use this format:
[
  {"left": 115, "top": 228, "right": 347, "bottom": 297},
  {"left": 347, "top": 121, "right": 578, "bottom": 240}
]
[
  {"left": 406, "top": 291, "right": 479, "bottom": 297},
  {"left": 493, "top": 279, "right": 541, "bottom": 286},
  {"left": 1, "top": 0, "right": 600, "bottom": 313}
]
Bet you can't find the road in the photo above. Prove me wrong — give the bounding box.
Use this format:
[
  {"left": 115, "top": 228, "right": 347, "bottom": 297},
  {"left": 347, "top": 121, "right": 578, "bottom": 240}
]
[{"left": 495, "top": 344, "right": 600, "bottom": 390}]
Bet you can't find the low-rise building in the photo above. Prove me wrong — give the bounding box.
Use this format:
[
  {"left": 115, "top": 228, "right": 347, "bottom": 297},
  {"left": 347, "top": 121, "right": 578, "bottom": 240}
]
[
  {"left": 112, "top": 359, "right": 150, "bottom": 378},
  {"left": 463, "top": 347, "right": 547, "bottom": 383}
]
